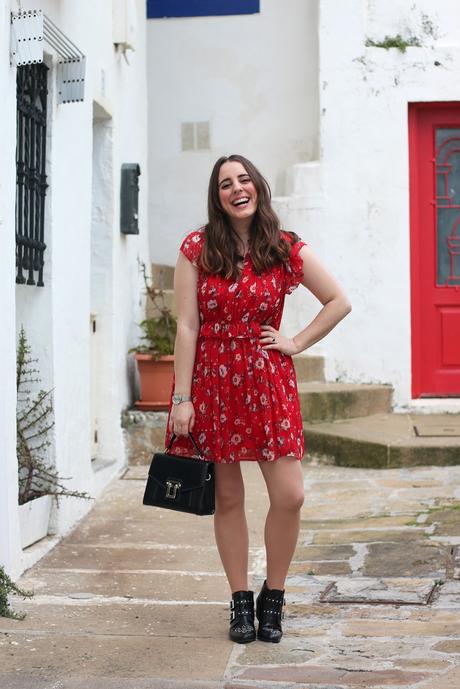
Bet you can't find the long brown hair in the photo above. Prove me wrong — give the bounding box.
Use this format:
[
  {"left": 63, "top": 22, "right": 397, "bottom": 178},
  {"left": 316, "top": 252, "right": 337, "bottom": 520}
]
[{"left": 198, "top": 154, "right": 300, "bottom": 281}]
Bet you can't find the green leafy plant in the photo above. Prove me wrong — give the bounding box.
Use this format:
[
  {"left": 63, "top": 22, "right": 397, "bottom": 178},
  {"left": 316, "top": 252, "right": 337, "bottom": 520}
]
[
  {"left": 365, "top": 33, "right": 421, "bottom": 53},
  {"left": 0, "top": 564, "right": 33, "bottom": 619},
  {"left": 128, "top": 261, "right": 177, "bottom": 359},
  {"left": 17, "top": 326, "right": 91, "bottom": 505}
]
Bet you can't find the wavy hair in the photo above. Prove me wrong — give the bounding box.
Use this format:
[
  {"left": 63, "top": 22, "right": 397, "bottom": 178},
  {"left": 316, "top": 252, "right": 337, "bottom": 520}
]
[{"left": 198, "top": 154, "right": 300, "bottom": 281}]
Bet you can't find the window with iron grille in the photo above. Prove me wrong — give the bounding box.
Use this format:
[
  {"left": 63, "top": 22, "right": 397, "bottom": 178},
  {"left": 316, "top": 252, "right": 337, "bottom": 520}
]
[{"left": 16, "top": 63, "right": 48, "bottom": 287}]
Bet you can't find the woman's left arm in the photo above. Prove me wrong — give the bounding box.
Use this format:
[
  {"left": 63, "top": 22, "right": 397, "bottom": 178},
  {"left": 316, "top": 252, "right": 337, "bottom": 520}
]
[{"left": 261, "top": 245, "right": 352, "bottom": 355}]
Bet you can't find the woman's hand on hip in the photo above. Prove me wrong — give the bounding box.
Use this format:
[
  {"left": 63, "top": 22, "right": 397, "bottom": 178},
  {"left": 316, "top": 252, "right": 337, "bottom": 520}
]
[
  {"left": 260, "top": 325, "right": 298, "bottom": 356},
  {"left": 169, "top": 401, "right": 195, "bottom": 436}
]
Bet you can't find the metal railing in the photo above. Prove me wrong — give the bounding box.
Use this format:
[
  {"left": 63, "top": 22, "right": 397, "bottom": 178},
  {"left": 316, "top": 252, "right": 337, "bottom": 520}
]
[{"left": 15, "top": 63, "right": 48, "bottom": 287}]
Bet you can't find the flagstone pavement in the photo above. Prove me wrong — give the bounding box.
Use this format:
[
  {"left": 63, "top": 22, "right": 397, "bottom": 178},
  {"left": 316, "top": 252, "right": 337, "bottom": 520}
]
[{"left": 1, "top": 458, "right": 460, "bottom": 689}]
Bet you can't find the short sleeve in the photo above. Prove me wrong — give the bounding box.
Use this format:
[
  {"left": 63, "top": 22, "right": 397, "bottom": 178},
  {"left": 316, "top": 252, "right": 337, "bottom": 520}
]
[
  {"left": 179, "top": 230, "right": 204, "bottom": 266},
  {"left": 282, "top": 232, "right": 307, "bottom": 295}
]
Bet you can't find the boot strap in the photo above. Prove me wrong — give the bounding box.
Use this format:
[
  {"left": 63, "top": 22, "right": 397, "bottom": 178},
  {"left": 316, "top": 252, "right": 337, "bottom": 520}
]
[
  {"left": 229, "top": 598, "right": 254, "bottom": 622},
  {"left": 259, "top": 595, "right": 286, "bottom": 620}
]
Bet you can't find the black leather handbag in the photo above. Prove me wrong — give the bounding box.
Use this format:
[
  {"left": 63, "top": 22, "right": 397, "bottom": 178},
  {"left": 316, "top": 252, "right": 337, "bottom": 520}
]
[{"left": 143, "top": 432, "right": 215, "bottom": 515}]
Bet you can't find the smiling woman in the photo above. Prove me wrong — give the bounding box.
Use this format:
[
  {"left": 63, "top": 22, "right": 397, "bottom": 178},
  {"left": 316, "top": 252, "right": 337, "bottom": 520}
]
[
  {"left": 164, "top": 153, "right": 351, "bottom": 645},
  {"left": 218, "top": 165, "right": 258, "bottom": 224},
  {"left": 200, "top": 154, "right": 297, "bottom": 282}
]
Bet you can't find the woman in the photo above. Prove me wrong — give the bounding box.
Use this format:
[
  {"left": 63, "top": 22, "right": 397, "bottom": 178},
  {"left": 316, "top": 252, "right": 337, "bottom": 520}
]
[{"left": 166, "top": 154, "right": 351, "bottom": 644}]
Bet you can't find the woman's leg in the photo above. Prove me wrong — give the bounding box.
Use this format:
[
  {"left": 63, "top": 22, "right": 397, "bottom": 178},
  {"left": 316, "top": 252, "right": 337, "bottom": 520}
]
[
  {"left": 213, "top": 462, "right": 249, "bottom": 593},
  {"left": 257, "top": 456, "right": 305, "bottom": 590}
]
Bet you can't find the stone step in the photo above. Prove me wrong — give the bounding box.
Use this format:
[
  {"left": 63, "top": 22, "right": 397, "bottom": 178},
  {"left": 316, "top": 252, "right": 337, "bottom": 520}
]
[
  {"left": 290, "top": 160, "right": 322, "bottom": 199},
  {"left": 123, "top": 381, "right": 394, "bottom": 466},
  {"left": 293, "top": 355, "right": 325, "bottom": 383},
  {"left": 122, "top": 410, "right": 168, "bottom": 466},
  {"left": 150, "top": 263, "right": 175, "bottom": 290},
  {"left": 297, "top": 382, "right": 393, "bottom": 422},
  {"left": 145, "top": 288, "right": 176, "bottom": 320},
  {"left": 303, "top": 412, "right": 460, "bottom": 468}
]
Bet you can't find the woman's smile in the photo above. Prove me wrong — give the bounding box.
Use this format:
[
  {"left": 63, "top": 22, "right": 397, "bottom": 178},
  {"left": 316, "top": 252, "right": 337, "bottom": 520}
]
[{"left": 218, "top": 160, "right": 258, "bottom": 222}]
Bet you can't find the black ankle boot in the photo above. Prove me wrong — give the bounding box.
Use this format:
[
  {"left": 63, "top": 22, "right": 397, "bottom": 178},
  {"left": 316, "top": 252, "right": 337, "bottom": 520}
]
[
  {"left": 229, "top": 590, "right": 256, "bottom": 643},
  {"left": 256, "top": 580, "right": 286, "bottom": 643}
]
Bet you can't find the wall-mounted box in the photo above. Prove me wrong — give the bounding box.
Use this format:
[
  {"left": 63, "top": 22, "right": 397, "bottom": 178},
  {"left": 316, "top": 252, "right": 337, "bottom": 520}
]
[{"left": 120, "top": 163, "right": 141, "bottom": 234}]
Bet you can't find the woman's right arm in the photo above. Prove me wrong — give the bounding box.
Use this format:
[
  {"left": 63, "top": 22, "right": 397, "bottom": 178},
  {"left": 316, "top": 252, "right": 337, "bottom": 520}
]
[{"left": 169, "top": 251, "right": 200, "bottom": 436}]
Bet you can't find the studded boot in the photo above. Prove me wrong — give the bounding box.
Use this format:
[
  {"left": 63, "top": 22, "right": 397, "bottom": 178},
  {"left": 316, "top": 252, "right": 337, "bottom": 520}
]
[
  {"left": 256, "top": 579, "right": 286, "bottom": 643},
  {"left": 228, "top": 590, "right": 256, "bottom": 643}
]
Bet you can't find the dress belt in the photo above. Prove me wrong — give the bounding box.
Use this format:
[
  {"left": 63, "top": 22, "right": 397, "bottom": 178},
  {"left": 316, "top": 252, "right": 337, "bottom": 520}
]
[{"left": 199, "top": 322, "right": 262, "bottom": 339}]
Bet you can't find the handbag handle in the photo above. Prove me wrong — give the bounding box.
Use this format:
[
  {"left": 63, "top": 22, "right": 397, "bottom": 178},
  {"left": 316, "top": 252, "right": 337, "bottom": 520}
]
[{"left": 166, "top": 432, "right": 206, "bottom": 460}]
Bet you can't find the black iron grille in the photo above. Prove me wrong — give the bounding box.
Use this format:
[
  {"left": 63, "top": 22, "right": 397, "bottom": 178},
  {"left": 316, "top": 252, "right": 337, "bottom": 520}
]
[{"left": 16, "top": 63, "right": 48, "bottom": 286}]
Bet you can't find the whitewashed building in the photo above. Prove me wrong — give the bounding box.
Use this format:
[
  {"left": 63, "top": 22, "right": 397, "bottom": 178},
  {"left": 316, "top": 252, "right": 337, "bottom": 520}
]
[
  {"left": 3, "top": 0, "right": 460, "bottom": 579},
  {"left": 147, "top": 0, "right": 460, "bottom": 412},
  {"left": 0, "top": 0, "right": 150, "bottom": 577}
]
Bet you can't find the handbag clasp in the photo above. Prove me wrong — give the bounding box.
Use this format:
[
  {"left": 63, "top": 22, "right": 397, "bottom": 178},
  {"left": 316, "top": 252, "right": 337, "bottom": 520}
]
[{"left": 165, "top": 479, "right": 182, "bottom": 500}]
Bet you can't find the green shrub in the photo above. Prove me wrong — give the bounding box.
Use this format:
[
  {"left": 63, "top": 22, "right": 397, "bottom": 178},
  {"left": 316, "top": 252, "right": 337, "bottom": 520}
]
[{"left": 0, "top": 565, "right": 33, "bottom": 619}]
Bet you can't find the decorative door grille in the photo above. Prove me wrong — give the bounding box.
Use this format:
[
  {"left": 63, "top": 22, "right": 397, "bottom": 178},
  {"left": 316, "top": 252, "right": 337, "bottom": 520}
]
[
  {"left": 435, "top": 129, "right": 460, "bottom": 285},
  {"left": 16, "top": 63, "right": 48, "bottom": 286}
]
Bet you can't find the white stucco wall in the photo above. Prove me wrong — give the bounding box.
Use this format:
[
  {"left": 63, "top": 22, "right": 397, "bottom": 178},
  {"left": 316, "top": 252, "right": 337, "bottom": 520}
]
[
  {"left": 1, "top": 0, "right": 149, "bottom": 576},
  {"left": 272, "top": 161, "right": 328, "bottom": 352},
  {"left": 279, "top": 0, "right": 460, "bottom": 410},
  {"left": 147, "top": 0, "right": 319, "bottom": 265},
  {"left": 0, "top": 0, "right": 22, "bottom": 576}
]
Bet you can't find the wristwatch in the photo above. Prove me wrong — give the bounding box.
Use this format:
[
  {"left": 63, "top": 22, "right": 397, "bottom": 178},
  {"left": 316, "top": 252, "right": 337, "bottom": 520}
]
[{"left": 172, "top": 393, "right": 192, "bottom": 405}]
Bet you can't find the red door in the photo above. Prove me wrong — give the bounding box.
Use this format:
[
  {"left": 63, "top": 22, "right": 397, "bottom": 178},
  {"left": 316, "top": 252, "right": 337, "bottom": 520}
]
[{"left": 409, "top": 103, "right": 460, "bottom": 398}]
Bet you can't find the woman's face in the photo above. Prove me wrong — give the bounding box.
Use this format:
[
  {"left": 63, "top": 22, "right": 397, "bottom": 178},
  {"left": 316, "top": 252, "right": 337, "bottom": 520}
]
[{"left": 217, "top": 161, "right": 258, "bottom": 224}]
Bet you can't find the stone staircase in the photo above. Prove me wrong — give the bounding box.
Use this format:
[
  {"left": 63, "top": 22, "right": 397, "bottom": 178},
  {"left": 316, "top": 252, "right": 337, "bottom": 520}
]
[
  {"left": 125, "top": 263, "right": 460, "bottom": 469},
  {"left": 299, "top": 357, "right": 460, "bottom": 468},
  {"left": 145, "top": 264, "right": 175, "bottom": 320}
]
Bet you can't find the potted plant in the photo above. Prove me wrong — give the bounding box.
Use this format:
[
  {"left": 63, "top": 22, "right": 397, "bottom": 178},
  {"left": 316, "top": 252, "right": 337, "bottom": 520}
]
[
  {"left": 17, "top": 326, "right": 91, "bottom": 549},
  {"left": 129, "top": 261, "right": 177, "bottom": 410}
]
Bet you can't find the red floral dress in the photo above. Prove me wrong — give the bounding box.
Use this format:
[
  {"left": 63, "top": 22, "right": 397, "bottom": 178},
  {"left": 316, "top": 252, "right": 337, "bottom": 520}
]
[{"left": 165, "top": 229, "right": 307, "bottom": 463}]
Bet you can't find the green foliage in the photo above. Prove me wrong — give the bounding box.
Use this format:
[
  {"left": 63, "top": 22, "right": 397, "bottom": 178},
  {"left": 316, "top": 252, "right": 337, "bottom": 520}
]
[
  {"left": 0, "top": 564, "right": 33, "bottom": 619},
  {"left": 365, "top": 34, "right": 421, "bottom": 53},
  {"left": 133, "top": 315, "right": 177, "bottom": 358},
  {"left": 129, "top": 261, "right": 177, "bottom": 359},
  {"left": 16, "top": 326, "right": 92, "bottom": 505}
]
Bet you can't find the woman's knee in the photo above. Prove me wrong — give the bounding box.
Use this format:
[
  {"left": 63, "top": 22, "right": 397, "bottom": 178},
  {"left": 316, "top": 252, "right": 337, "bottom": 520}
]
[
  {"left": 215, "top": 486, "right": 245, "bottom": 512},
  {"left": 271, "top": 488, "right": 304, "bottom": 513}
]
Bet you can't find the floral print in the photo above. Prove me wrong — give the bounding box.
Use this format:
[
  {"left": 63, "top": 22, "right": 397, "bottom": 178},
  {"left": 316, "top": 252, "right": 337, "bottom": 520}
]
[{"left": 165, "top": 229, "right": 307, "bottom": 463}]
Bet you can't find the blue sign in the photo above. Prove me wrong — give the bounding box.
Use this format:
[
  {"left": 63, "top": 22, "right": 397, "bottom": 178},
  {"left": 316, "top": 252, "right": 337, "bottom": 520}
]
[{"left": 147, "top": 1, "right": 260, "bottom": 19}]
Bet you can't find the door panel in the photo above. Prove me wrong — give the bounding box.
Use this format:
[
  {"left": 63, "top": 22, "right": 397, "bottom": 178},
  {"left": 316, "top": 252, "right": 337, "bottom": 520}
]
[
  {"left": 409, "top": 103, "right": 460, "bottom": 397},
  {"left": 441, "top": 308, "right": 460, "bottom": 366}
]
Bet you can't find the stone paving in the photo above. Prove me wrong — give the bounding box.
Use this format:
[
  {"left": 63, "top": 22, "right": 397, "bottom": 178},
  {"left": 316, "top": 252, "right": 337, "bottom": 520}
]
[{"left": 1, "top": 459, "right": 460, "bottom": 688}]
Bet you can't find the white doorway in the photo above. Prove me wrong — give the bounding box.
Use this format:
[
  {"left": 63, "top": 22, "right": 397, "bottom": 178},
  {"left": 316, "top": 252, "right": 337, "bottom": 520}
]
[{"left": 90, "top": 101, "right": 114, "bottom": 465}]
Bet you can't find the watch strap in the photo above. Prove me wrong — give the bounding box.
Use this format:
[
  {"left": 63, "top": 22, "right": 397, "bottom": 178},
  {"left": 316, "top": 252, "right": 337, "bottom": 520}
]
[{"left": 172, "top": 393, "right": 192, "bottom": 404}]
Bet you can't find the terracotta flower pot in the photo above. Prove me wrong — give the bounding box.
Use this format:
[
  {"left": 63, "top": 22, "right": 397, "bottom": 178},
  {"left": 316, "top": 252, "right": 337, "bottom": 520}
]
[{"left": 134, "top": 353, "right": 174, "bottom": 411}]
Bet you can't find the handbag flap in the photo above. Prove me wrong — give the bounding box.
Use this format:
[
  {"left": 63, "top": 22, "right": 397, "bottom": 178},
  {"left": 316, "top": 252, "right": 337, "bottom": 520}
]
[
  {"left": 148, "top": 452, "right": 213, "bottom": 494},
  {"left": 148, "top": 474, "right": 209, "bottom": 494}
]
